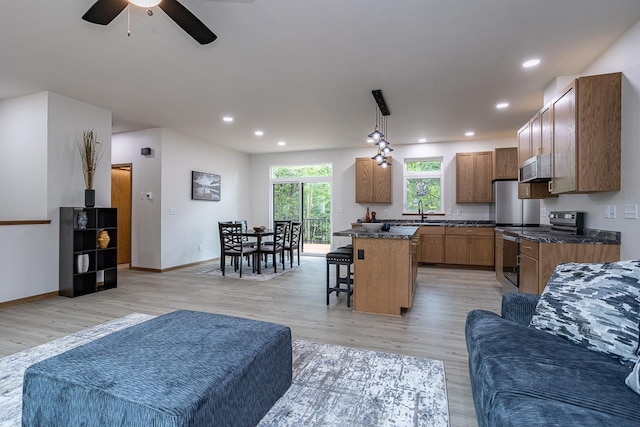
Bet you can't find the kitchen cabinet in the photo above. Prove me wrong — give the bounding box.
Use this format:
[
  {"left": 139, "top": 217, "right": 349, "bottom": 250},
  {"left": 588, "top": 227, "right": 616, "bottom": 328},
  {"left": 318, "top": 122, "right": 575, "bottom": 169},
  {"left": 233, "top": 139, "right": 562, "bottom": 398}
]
[
  {"left": 355, "top": 157, "right": 392, "bottom": 203},
  {"left": 493, "top": 147, "right": 518, "bottom": 180},
  {"left": 551, "top": 72, "right": 621, "bottom": 194},
  {"left": 456, "top": 151, "right": 492, "bottom": 203},
  {"left": 517, "top": 122, "right": 532, "bottom": 168},
  {"left": 518, "top": 238, "right": 539, "bottom": 295},
  {"left": 540, "top": 105, "right": 552, "bottom": 155},
  {"left": 513, "top": 238, "right": 620, "bottom": 295},
  {"left": 495, "top": 231, "right": 504, "bottom": 283},
  {"left": 518, "top": 182, "right": 556, "bottom": 199},
  {"left": 418, "top": 226, "right": 445, "bottom": 263},
  {"left": 444, "top": 227, "right": 494, "bottom": 266}
]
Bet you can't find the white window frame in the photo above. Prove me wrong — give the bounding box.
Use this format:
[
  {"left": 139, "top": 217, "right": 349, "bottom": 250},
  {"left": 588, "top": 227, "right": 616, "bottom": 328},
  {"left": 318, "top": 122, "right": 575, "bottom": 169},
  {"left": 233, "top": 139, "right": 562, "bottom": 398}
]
[{"left": 403, "top": 157, "right": 444, "bottom": 213}]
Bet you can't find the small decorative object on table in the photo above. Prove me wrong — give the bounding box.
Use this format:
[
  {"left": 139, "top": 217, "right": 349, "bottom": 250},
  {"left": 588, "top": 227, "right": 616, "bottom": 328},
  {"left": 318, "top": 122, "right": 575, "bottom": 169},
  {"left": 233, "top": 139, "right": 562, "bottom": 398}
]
[
  {"left": 371, "top": 211, "right": 377, "bottom": 221},
  {"left": 78, "top": 129, "right": 103, "bottom": 208},
  {"left": 75, "top": 210, "right": 88, "bottom": 229},
  {"left": 253, "top": 226, "right": 266, "bottom": 232},
  {"left": 97, "top": 229, "right": 110, "bottom": 248},
  {"left": 365, "top": 207, "right": 371, "bottom": 223}
]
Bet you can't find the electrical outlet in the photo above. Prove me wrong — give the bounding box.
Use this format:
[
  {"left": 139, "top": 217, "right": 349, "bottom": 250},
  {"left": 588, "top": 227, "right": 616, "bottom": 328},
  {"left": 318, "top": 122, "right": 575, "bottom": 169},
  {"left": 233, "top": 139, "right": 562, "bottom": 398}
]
[
  {"left": 624, "top": 204, "right": 638, "bottom": 219},
  {"left": 456, "top": 208, "right": 461, "bottom": 216},
  {"left": 604, "top": 205, "right": 610, "bottom": 219},
  {"left": 446, "top": 209, "right": 452, "bottom": 215},
  {"left": 610, "top": 205, "right": 616, "bottom": 219},
  {"left": 540, "top": 207, "right": 547, "bottom": 217},
  {"left": 198, "top": 244, "right": 202, "bottom": 252},
  {"left": 169, "top": 208, "right": 176, "bottom": 215}
]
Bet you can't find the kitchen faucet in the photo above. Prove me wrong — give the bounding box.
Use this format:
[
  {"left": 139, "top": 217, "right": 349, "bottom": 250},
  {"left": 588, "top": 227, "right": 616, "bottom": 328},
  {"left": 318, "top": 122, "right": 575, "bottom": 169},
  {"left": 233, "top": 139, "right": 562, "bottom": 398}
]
[{"left": 417, "top": 199, "right": 427, "bottom": 222}]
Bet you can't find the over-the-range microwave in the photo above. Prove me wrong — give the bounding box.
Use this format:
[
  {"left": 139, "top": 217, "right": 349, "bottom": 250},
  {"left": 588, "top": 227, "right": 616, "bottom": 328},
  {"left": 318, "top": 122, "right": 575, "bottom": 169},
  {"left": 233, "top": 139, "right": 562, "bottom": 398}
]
[{"left": 519, "top": 154, "right": 552, "bottom": 182}]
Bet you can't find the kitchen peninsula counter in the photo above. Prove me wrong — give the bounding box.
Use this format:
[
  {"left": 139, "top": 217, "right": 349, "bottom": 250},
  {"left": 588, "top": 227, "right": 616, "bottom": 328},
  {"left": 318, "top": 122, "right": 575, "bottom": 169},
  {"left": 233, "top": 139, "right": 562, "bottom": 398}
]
[{"left": 333, "top": 226, "right": 419, "bottom": 316}]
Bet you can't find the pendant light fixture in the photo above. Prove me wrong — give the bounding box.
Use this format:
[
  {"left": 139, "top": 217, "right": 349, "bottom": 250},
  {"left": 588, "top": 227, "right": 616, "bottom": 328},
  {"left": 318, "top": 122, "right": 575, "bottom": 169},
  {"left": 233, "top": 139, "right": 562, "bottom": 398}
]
[{"left": 368, "top": 90, "right": 392, "bottom": 168}]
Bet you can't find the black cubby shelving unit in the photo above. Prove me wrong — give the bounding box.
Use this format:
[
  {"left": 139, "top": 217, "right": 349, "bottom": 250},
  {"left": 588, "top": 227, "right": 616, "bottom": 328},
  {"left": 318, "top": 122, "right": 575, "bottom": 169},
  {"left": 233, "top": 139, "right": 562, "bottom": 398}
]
[{"left": 59, "top": 207, "right": 117, "bottom": 297}]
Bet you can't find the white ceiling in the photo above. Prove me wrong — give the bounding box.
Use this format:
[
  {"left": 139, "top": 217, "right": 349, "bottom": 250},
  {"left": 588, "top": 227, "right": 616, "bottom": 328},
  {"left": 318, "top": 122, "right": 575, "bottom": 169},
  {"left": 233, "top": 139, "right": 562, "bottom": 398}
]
[{"left": 2, "top": 0, "right": 640, "bottom": 154}]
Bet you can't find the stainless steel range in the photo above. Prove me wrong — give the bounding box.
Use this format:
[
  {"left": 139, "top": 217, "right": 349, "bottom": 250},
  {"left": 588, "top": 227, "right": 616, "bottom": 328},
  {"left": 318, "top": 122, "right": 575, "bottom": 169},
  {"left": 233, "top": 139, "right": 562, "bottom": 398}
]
[{"left": 501, "top": 211, "right": 585, "bottom": 293}]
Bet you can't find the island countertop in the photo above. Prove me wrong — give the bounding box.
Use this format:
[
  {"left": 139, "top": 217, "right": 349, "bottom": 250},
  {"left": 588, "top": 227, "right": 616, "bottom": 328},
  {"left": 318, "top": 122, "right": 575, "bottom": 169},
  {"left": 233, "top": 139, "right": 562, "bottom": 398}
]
[{"left": 333, "top": 226, "right": 419, "bottom": 240}]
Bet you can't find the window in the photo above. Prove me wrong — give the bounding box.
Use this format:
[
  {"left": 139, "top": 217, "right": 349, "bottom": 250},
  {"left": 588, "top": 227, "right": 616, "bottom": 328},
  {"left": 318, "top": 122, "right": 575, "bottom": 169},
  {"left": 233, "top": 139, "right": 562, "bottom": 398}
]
[{"left": 404, "top": 158, "right": 443, "bottom": 213}]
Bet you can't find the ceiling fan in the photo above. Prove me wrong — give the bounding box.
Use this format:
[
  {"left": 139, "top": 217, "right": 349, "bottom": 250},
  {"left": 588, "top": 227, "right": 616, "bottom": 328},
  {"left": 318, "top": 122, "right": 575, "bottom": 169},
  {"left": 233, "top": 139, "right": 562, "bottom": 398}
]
[{"left": 82, "top": 0, "right": 217, "bottom": 45}]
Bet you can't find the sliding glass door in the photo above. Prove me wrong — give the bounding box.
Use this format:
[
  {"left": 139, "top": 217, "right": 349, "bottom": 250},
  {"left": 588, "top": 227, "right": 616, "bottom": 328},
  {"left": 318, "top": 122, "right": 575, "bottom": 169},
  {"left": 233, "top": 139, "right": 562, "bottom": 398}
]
[{"left": 272, "top": 164, "right": 332, "bottom": 254}]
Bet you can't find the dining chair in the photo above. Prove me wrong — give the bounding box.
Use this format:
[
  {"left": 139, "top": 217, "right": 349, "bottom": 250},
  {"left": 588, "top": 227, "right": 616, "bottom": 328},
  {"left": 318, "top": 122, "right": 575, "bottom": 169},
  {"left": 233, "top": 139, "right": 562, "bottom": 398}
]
[
  {"left": 285, "top": 221, "right": 303, "bottom": 268},
  {"left": 235, "top": 219, "right": 254, "bottom": 266},
  {"left": 260, "top": 220, "right": 290, "bottom": 264},
  {"left": 258, "top": 222, "right": 287, "bottom": 273},
  {"left": 218, "top": 222, "right": 257, "bottom": 277}
]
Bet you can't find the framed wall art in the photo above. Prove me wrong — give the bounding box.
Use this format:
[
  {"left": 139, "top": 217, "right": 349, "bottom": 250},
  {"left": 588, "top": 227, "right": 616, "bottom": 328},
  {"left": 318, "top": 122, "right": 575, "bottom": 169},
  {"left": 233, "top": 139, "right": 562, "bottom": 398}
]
[{"left": 192, "top": 171, "right": 221, "bottom": 201}]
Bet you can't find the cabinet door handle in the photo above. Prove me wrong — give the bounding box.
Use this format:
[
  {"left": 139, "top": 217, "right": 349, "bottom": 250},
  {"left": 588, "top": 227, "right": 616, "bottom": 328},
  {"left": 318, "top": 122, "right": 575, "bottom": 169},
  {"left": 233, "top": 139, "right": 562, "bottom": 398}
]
[
  {"left": 522, "top": 245, "right": 532, "bottom": 250},
  {"left": 548, "top": 180, "right": 553, "bottom": 192}
]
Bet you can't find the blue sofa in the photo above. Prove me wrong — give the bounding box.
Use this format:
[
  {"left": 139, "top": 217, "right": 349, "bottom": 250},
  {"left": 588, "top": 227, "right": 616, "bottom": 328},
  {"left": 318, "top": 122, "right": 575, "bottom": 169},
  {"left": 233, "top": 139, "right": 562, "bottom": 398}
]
[{"left": 465, "top": 293, "right": 640, "bottom": 427}]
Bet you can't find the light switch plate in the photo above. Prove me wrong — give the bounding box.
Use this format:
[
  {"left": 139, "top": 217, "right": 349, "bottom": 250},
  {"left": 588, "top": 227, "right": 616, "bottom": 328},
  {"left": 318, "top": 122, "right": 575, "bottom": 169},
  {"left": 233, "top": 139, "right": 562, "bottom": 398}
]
[
  {"left": 624, "top": 204, "right": 638, "bottom": 219},
  {"left": 604, "top": 205, "right": 610, "bottom": 219},
  {"left": 610, "top": 205, "right": 616, "bottom": 219}
]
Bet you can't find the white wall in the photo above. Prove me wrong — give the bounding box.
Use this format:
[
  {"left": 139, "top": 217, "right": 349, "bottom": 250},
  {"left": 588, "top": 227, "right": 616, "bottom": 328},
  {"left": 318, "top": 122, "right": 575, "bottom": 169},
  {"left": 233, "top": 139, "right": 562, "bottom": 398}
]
[
  {"left": 160, "top": 128, "right": 251, "bottom": 269},
  {"left": 541, "top": 19, "right": 640, "bottom": 260},
  {"left": 112, "top": 128, "right": 163, "bottom": 269},
  {"left": 249, "top": 137, "right": 517, "bottom": 249},
  {"left": 0, "top": 92, "right": 111, "bottom": 303},
  {"left": 0, "top": 92, "right": 48, "bottom": 220},
  {"left": 112, "top": 128, "right": 251, "bottom": 270}
]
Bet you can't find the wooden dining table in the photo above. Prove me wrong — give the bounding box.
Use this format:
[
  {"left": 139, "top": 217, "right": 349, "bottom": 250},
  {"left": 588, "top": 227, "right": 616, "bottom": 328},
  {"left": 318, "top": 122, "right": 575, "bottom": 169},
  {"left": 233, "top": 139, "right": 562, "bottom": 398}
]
[{"left": 240, "top": 229, "right": 274, "bottom": 274}]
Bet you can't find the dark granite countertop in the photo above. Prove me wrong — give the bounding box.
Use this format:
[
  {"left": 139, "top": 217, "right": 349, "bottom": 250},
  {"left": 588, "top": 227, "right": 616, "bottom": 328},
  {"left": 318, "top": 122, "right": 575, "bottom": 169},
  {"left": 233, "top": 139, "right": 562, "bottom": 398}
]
[
  {"left": 334, "top": 226, "right": 419, "bottom": 240},
  {"left": 496, "top": 225, "right": 621, "bottom": 245},
  {"left": 351, "top": 219, "right": 495, "bottom": 228}
]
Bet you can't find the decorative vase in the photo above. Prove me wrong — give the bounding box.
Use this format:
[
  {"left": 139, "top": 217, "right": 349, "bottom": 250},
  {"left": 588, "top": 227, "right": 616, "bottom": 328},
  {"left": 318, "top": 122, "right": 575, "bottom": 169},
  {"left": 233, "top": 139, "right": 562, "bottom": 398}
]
[
  {"left": 76, "top": 254, "right": 90, "bottom": 273},
  {"left": 365, "top": 207, "right": 371, "bottom": 223},
  {"left": 76, "top": 210, "right": 88, "bottom": 229},
  {"left": 85, "top": 189, "right": 95, "bottom": 208},
  {"left": 97, "top": 230, "right": 110, "bottom": 249}
]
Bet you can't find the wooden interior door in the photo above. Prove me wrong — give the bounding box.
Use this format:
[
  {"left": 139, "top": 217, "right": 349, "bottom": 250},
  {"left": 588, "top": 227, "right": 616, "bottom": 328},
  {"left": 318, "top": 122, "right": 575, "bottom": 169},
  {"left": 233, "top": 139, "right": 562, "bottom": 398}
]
[{"left": 111, "top": 165, "right": 132, "bottom": 265}]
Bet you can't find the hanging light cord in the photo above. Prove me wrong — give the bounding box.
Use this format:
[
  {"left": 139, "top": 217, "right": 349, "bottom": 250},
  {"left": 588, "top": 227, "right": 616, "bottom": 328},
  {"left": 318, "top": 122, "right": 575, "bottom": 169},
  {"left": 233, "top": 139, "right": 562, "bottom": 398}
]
[{"left": 127, "top": 6, "right": 131, "bottom": 37}]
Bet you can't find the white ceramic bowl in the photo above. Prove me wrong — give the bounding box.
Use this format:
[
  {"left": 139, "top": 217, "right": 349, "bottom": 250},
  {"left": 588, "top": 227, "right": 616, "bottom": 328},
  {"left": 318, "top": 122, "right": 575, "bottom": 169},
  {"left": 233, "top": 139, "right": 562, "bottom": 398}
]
[{"left": 361, "top": 222, "right": 383, "bottom": 232}]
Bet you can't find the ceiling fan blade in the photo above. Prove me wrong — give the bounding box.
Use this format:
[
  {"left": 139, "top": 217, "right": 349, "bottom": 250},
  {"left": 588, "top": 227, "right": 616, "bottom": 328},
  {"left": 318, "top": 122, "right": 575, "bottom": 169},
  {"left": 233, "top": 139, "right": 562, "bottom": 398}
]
[
  {"left": 159, "top": 0, "right": 218, "bottom": 45},
  {"left": 82, "top": 0, "right": 129, "bottom": 25}
]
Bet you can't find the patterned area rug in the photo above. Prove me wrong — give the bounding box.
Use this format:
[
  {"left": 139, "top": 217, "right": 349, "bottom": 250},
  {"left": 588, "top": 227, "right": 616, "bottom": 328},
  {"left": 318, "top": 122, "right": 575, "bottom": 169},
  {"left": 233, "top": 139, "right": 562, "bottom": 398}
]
[
  {"left": 0, "top": 314, "right": 449, "bottom": 427},
  {"left": 199, "top": 262, "right": 304, "bottom": 281}
]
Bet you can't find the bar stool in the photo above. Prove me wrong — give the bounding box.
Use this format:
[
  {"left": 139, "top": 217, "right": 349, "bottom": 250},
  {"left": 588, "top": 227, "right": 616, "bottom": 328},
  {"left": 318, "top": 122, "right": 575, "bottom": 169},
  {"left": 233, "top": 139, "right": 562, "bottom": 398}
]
[{"left": 326, "top": 246, "right": 354, "bottom": 307}]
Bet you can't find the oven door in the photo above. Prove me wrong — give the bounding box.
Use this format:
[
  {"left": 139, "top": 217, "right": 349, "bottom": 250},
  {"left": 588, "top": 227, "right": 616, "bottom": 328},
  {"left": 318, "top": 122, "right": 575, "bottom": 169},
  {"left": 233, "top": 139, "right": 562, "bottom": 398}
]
[{"left": 502, "top": 234, "right": 519, "bottom": 293}]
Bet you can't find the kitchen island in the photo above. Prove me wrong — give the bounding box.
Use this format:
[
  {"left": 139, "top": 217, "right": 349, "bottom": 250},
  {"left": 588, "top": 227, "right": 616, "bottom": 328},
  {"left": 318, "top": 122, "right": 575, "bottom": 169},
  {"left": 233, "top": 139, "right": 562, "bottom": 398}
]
[{"left": 333, "top": 226, "right": 419, "bottom": 316}]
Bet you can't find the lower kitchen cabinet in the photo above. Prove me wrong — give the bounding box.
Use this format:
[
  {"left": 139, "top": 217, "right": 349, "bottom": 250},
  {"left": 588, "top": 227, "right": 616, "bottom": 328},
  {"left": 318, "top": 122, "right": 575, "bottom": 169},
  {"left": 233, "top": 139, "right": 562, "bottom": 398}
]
[
  {"left": 518, "top": 237, "right": 539, "bottom": 294},
  {"left": 418, "top": 226, "right": 445, "bottom": 263},
  {"left": 515, "top": 238, "right": 620, "bottom": 295},
  {"left": 495, "top": 231, "right": 504, "bottom": 282},
  {"left": 444, "top": 227, "right": 494, "bottom": 267}
]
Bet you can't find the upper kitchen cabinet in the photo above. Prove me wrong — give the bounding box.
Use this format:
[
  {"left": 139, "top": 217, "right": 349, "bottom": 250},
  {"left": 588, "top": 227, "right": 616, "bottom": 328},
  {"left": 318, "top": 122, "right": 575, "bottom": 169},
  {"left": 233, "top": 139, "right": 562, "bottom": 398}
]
[
  {"left": 493, "top": 147, "right": 518, "bottom": 180},
  {"left": 456, "top": 151, "right": 492, "bottom": 203},
  {"left": 355, "top": 157, "right": 392, "bottom": 203},
  {"left": 551, "top": 72, "right": 621, "bottom": 194},
  {"left": 517, "top": 122, "right": 531, "bottom": 167}
]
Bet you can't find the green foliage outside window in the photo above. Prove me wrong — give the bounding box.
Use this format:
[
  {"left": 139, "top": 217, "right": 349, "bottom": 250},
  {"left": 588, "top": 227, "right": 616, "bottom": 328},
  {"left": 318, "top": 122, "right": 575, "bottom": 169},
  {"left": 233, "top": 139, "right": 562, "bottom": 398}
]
[
  {"left": 404, "top": 159, "right": 443, "bottom": 212},
  {"left": 272, "top": 164, "right": 332, "bottom": 179}
]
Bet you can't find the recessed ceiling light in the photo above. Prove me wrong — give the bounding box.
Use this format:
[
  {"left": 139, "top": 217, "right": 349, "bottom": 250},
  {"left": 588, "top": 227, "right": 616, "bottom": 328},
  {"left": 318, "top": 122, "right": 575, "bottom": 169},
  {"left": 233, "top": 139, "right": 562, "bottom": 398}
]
[
  {"left": 277, "top": 141, "right": 286, "bottom": 146},
  {"left": 418, "top": 138, "right": 427, "bottom": 143},
  {"left": 254, "top": 130, "right": 264, "bottom": 136},
  {"left": 496, "top": 102, "right": 509, "bottom": 109},
  {"left": 465, "top": 131, "right": 475, "bottom": 137},
  {"left": 222, "top": 116, "right": 234, "bottom": 122},
  {"left": 366, "top": 138, "right": 375, "bottom": 143},
  {"left": 522, "top": 58, "right": 541, "bottom": 68}
]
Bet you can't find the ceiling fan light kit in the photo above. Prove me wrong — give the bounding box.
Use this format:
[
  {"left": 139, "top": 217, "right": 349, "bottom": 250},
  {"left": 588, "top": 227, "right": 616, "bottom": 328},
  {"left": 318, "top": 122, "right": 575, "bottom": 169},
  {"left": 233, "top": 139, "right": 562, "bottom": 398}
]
[
  {"left": 82, "top": 0, "right": 217, "bottom": 45},
  {"left": 129, "top": 0, "right": 161, "bottom": 7}
]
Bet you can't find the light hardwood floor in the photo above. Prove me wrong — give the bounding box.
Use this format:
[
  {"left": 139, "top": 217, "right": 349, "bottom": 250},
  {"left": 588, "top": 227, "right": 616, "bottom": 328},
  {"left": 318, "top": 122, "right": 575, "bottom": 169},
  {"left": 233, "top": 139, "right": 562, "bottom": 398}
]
[{"left": 0, "top": 256, "right": 502, "bottom": 427}]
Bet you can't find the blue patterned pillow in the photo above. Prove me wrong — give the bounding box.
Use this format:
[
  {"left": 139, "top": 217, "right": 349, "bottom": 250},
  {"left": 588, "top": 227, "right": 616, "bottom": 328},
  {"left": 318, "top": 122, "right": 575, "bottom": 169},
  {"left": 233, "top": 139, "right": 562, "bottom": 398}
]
[{"left": 529, "top": 260, "right": 640, "bottom": 363}]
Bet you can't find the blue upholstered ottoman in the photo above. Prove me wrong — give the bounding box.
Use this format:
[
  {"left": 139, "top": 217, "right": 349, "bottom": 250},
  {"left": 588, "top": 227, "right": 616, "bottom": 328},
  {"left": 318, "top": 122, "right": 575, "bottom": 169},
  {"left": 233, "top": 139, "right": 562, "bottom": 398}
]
[{"left": 22, "top": 310, "right": 292, "bottom": 426}]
